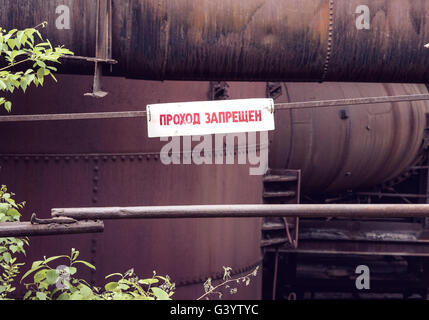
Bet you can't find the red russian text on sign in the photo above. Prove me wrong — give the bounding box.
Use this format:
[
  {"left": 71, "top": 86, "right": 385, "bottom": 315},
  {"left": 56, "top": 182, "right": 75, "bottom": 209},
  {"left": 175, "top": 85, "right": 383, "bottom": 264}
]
[{"left": 147, "top": 98, "right": 275, "bottom": 137}]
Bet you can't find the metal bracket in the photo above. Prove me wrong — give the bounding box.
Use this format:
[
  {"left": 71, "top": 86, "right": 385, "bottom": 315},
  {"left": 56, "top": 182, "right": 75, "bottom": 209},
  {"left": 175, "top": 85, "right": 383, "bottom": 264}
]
[
  {"left": 209, "top": 81, "right": 230, "bottom": 100},
  {"left": 83, "top": 0, "right": 114, "bottom": 98},
  {"left": 30, "top": 213, "right": 77, "bottom": 225},
  {"left": 266, "top": 82, "right": 282, "bottom": 100}
]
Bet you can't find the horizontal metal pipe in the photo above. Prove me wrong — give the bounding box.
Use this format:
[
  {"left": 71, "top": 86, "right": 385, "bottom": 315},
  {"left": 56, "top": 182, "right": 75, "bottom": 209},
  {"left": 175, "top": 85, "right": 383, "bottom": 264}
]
[
  {"left": 52, "top": 204, "right": 429, "bottom": 219},
  {"left": 274, "top": 94, "right": 429, "bottom": 110},
  {"left": 0, "top": 220, "right": 104, "bottom": 237},
  {"left": 2, "top": 94, "right": 429, "bottom": 123}
]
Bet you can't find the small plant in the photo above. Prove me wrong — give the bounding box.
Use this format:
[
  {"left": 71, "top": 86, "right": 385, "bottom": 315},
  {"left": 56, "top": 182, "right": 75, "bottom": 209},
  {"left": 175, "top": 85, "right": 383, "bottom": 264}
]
[
  {"left": 101, "top": 269, "right": 175, "bottom": 300},
  {"left": 0, "top": 185, "right": 28, "bottom": 299},
  {"left": 197, "top": 265, "right": 260, "bottom": 300}
]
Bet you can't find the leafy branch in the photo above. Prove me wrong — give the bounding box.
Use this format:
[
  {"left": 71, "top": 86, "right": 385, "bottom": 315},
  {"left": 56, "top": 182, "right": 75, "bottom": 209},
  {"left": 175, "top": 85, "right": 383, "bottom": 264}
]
[
  {"left": 0, "top": 22, "right": 73, "bottom": 112},
  {"left": 0, "top": 185, "right": 28, "bottom": 300},
  {"left": 20, "top": 248, "right": 175, "bottom": 300},
  {"left": 197, "top": 265, "right": 260, "bottom": 300}
]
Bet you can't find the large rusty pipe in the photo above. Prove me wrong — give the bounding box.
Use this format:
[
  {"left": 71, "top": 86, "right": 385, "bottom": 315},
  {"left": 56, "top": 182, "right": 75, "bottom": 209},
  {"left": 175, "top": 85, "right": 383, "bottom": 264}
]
[
  {"left": 1, "top": 0, "right": 429, "bottom": 82},
  {"left": 52, "top": 204, "right": 429, "bottom": 219}
]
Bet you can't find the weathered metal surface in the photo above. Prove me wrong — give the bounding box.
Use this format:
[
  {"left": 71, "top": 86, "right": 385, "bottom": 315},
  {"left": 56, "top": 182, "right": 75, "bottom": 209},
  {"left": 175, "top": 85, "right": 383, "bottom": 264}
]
[
  {"left": 1, "top": 0, "right": 429, "bottom": 82},
  {"left": 269, "top": 82, "right": 429, "bottom": 192},
  {"left": 298, "top": 220, "right": 425, "bottom": 242},
  {"left": 275, "top": 240, "right": 429, "bottom": 257},
  {"left": 0, "top": 76, "right": 264, "bottom": 299},
  {"left": 0, "top": 220, "right": 104, "bottom": 237}
]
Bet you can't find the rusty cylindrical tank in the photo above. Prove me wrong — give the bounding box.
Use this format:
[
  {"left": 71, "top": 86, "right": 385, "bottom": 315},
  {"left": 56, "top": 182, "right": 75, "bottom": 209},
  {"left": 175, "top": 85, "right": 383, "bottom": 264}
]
[
  {"left": 1, "top": 0, "right": 429, "bottom": 82},
  {"left": 0, "top": 77, "right": 265, "bottom": 299},
  {"left": 269, "top": 82, "right": 429, "bottom": 193}
]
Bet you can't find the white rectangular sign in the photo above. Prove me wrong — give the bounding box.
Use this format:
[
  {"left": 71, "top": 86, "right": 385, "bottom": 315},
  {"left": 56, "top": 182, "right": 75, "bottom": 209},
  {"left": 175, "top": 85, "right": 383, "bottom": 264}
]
[{"left": 146, "top": 98, "right": 275, "bottom": 137}]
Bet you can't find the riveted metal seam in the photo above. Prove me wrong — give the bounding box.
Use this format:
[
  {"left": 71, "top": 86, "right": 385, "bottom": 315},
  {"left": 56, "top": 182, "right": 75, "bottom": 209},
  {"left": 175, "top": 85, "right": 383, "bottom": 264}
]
[{"left": 321, "top": 0, "right": 334, "bottom": 82}]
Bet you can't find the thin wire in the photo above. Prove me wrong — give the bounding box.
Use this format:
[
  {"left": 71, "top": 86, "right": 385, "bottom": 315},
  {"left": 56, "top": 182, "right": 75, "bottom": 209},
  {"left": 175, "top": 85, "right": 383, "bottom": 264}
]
[{"left": 1, "top": 93, "right": 429, "bottom": 122}]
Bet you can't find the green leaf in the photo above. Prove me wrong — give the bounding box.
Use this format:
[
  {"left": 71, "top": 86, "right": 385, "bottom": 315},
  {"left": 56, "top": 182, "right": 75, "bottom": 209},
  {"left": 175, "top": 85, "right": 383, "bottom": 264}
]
[
  {"left": 36, "top": 59, "right": 47, "bottom": 67},
  {"left": 151, "top": 287, "right": 170, "bottom": 300},
  {"left": 36, "top": 291, "right": 47, "bottom": 300},
  {"left": 7, "top": 38, "right": 15, "bottom": 50},
  {"left": 38, "top": 281, "right": 49, "bottom": 290},
  {"left": 31, "top": 260, "right": 43, "bottom": 269},
  {"left": 43, "top": 255, "right": 68, "bottom": 264},
  {"left": 66, "top": 266, "right": 77, "bottom": 275},
  {"left": 57, "top": 292, "right": 70, "bottom": 300},
  {"left": 4, "top": 101, "right": 11, "bottom": 112},
  {"left": 73, "top": 260, "right": 96, "bottom": 270},
  {"left": 20, "top": 77, "right": 28, "bottom": 93},
  {"left": 138, "top": 278, "right": 159, "bottom": 285},
  {"left": 49, "top": 72, "right": 58, "bottom": 82},
  {"left": 6, "top": 208, "right": 20, "bottom": 219},
  {"left": 34, "top": 268, "right": 47, "bottom": 283},
  {"left": 71, "top": 248, "right": 79, "bottom": 261},
  {"left": 21, "top": 264, "right": 43, "bottom": 282},
  {"left": 36, "top": 67, "right": 44, "bottom": 80},
  {"left": 23, "top": 290, "right": 32, "bottom": 300},
  {"left": 0, "top": 203, "right": 9, "bottom": 214},
  {"left": 2, "top": 252, "right": 11, "bottom": 263},
  {"left": 0, "top": 79, "right": 6, "bottom": 90},
  {"left": 46, "top": 269, "right": 59, "bottom": 285},
  {"left": 118, "top": 283, "right": 130, "bottom": 290},
  {"left": 79, "top": 285, "right": 93, "bottom": 298},
  {"left": 105, "top": 282, "right": 118, "bottom": 291},
  {"left": 105, "top": 273, "right": 122, "bottom": 279},
  {"left": 69, "top": 292, "right": 83, "bottom": 300}
]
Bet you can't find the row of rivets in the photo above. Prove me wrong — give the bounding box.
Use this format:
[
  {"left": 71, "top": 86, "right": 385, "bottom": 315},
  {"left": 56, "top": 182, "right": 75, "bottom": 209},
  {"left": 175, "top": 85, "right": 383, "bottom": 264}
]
[
  {"left": 321, "top": 0, "right": 334, "bottom": 81},
  {"left": 0, "top": 154, "right": 161, "bottom": 162},
  {"left": 0, "top": 149, "right": 270, "bottom": 163}
]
